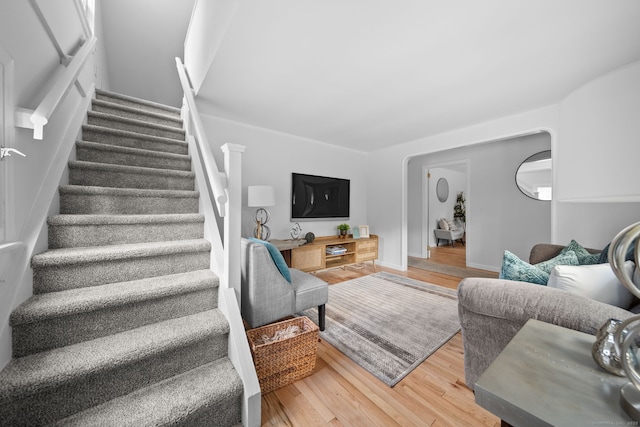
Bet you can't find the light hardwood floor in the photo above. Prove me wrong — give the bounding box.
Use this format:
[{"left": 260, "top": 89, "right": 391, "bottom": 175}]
[{"left": 259, "top": 245, "right": 501, "bottom": 426}]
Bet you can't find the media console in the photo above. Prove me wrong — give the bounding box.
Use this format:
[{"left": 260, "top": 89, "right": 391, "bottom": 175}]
[{"left": 270, "top": 235, "right": 378, "bottom": 273}]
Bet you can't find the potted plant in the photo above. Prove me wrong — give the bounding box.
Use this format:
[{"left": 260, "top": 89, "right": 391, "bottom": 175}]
[
  {"left": 453, "top": 191, "right": 466, "bottom": 225},
  {"left": 337, "top": 223, "right": 350, "bottom": 238}
]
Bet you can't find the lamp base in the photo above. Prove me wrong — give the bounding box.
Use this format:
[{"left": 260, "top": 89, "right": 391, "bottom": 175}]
[{"left": 621, "top": 382, "right": 640, "bottom": 421}]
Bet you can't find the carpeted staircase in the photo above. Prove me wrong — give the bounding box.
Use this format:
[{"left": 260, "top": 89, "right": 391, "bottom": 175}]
[{"left": 0, "top": 90, "right": 243, "bottom": 426}]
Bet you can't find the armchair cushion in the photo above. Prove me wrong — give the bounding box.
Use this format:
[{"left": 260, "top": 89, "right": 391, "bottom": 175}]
[{"left": 290, "top": 269, "right": 329, "bottom": 312}]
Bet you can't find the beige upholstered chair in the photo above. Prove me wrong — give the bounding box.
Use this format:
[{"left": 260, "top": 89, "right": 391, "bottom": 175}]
[
  {"left": 240, "top": 238, "right": 328, "bottom": 330},
  {"left": 434, "top": 218, "right": 465, "bottom": 247}
]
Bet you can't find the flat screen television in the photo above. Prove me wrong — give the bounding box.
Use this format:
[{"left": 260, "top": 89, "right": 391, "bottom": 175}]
[{"left": 291, "top": 173, "right": 350, "bottom": 220}]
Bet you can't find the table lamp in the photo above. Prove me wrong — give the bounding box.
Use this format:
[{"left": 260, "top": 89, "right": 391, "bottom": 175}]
[{"left": 248, "top": 185, "right": 275, "bottom": 240}]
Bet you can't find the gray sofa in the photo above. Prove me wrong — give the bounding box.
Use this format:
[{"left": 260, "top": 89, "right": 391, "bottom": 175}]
[
  {"left": 240, "top": 238, "right": 328, "bottom": 330},
  {"left": 457, "top": 243, "right": 635, "bottom": 390}
]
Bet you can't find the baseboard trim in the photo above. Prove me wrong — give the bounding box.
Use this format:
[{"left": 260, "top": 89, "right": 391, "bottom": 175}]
[{"left": 467, "top": 262, "right": 500, "bottom": 273}]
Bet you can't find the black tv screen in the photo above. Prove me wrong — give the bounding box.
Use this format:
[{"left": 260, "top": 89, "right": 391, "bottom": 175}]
[{"left": 291, "top": 173, "right": 350, "bottom": 219}]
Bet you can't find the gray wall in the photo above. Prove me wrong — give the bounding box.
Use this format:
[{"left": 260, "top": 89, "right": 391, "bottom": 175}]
[{"left": 407, "top": 132, "right": 552, "bottom": 270}]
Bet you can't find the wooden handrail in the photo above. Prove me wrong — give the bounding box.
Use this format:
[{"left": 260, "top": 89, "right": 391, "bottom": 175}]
[
  {"left": 175, "top": 57, "right": 228, "bottom": 215},
  {"left": 15, "top": 36, "right": 96, "bottom": 140}
]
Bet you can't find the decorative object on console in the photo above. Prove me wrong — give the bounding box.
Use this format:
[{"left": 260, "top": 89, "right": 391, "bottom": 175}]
[
  {"left": 337, "top": 223, "right": 349, "bottom": 239},
  {"left": 248, "top": 185, "right": 275, "bottom": 240},
  {"left": 592, "top": 318, "right": 627, "bottom": 376},
  {"left": 304, "top": 232, "right": 315, "bottom": 243},
  {"left": 359, "top": 225, "right": 370, "bottom": 238},
  {"left": 352, "top": 227, "right": 360, "bottom": 239},
  {"left": 290, "top": 222, "right": 302, "bottom": 239}
]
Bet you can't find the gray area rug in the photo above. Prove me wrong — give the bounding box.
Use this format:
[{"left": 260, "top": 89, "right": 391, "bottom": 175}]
[
  {"left": 408, "top": 257, "right": 498, "bottom": 279},
  {"left": 300, "top": 272, "right": 460, "bottom": 387}
]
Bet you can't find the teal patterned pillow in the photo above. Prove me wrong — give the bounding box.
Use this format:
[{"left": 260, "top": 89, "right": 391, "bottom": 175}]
[
  {"left": 249, "top": 238, "right": 292, "bottom": 283},
  {"left": 499, "top": 250, "right": 549, "bottom": 285},
  {"left": 561, "top": 240, "right": 601, "bottom": 265},
  {"left": 535, "top": 250, "right": 579, "bottom": 274}
]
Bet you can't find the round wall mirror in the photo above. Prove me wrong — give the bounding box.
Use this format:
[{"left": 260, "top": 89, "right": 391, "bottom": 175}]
[
  {"left": 436, "top": 177, "right": 449, "bottom": 202},
  {"left": 516, "top": 150, "right": 552, "bottom": 201}
]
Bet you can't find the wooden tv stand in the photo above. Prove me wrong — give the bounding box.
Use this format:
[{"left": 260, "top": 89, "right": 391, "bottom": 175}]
[{"left": 271, "top": 235, "right": 378, "bottom": 273}]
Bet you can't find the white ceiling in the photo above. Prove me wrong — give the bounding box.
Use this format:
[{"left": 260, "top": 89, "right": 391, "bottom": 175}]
[{"left": 102, "top": 0, "right": 640, "bottom": 152}]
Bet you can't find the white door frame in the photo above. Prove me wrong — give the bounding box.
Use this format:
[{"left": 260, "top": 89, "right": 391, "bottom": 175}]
[
  {"left": 421, "top": 160, "right": 469, "bottom": 259},
  {"left": 0, "top": 45, "right": 15, "bottom": 244}
]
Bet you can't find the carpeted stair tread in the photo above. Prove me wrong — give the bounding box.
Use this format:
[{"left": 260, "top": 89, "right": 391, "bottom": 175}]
[
  {"left": 95, "top": 89, "right": 181, "bottom": 118},
  {"left": 31, "top": 239, "right": 211, "bottom": 268},
  {"left": 47, "top": 213, "right": 204, "bottom": 227},
  {"left": 82, "top": 125, "right": 188, "bottom": 155},
  {"left": 10, "top": 270, "right": 218, "bottom": 326},
  {"left": 0, "top": 309, "right": 229, "bottom": 399},
  {"left": 59, "top": 185, "right": 200, "bottom": 215},
  {"left": 47, "top": 214, "right": 205, "bottom": 248},
  {"left": 68, "top": 160, "right": 195, "bottom": 191},
  {"left": 76, "top": 140, "right": 191, "bottom": 171},
  {"left": 59, "top": 185, "right": 198, "bottom": 199},
  {"left": 88, "top": 111, "right": 185, "bottom": 140},
  {"left": 56, "top": 358, "right": 242, "bottom": 427},
  {"left": 92, "top": 98, "right": 183, "bottom": 129}
]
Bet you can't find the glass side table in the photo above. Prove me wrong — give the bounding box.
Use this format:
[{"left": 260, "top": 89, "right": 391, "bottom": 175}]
[{"left": 475, "top": 319, "right": 635, "bottom": 427}]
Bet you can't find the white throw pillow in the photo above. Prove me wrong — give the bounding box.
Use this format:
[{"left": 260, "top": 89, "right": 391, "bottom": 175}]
[
  {"left": 439, "top": 218, "right": 449, "bottom": 230},
  {"left": 548, "top": 261, "right": 636, "bottom": 309}
]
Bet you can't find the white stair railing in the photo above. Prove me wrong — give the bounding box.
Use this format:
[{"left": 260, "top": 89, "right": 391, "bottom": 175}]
[
  {"left": 15, "top": 0, "right": 96, "bottom": 140},
  {"left": 175, "top": 57, "right": 261, "bottom": 427},
  {"left": 14, "top": 36, "right": 96, "bottom": 140}
]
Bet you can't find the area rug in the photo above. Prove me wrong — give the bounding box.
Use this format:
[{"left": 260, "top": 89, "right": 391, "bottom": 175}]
[
  {"left": 300, "top": 271, "right": 460, "bottom": 387},
  {"left": 408, "top": 257, "right": 498, "bottom": 279}
]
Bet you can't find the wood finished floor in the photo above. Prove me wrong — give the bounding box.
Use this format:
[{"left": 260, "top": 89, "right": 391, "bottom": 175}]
[{"left": 259, "top": 245, "right": 500, "bottom": 426}]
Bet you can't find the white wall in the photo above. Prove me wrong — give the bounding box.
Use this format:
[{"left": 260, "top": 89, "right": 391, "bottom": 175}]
[
  {"left": 553, "top": 60, "right": 640, "bottom": 248},
  {"left": 557, "top": 60, "right": 640, "bottom": 202},
  {"left": 200, "top": 115, "right": 370, "bottom": 240},
  {"left": 407, "top": 134, "right": 551, "bottom": 270},
  {"left": 0, "top": 0, "right": 106, "bottom": 370}
]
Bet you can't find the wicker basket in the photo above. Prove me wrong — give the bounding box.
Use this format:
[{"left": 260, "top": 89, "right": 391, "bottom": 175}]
[{"left": 246, "top": 316, "right": 319, "bottom": 394}]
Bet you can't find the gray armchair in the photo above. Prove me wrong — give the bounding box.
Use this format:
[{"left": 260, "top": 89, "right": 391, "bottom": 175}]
[
  {"left": 240, "top": 238, "right": 328, "bottom": 330},
  {"left": 434, "top": 218, "right": 465, "bottom": 247}
]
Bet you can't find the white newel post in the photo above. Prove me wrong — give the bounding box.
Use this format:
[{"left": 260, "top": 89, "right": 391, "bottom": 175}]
[{"left": 221, "top": 143, "right": 246, "bottom": 303}]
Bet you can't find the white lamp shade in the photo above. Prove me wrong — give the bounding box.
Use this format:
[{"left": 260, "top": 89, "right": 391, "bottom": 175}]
[{"left": 248, "top": 185, "right": 275, "bottom": 207}]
